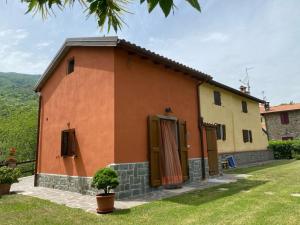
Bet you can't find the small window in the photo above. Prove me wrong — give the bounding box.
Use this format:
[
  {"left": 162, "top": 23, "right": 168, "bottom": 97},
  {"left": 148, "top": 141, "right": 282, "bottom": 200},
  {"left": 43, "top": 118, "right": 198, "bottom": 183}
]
[
  {"left": 216, "top": 124, "right": 222, "bottom": 140},
  {"left": 280, "top": 112, "right": 289, "bottom": 124},
  {"left": 242, "top": 101, "right": 248, "bottom": 113},
  {"left": 61, "top": 129, "right": 76, "bottom": 157},
  {"left": 214, "top": 91, "right": 221, "bottom": 106},
  {"left": 67, "top": 58, "right": 75, "bottom": 75},
  {"left": 282, "top": 136, "right": 293, "bottom": 141},
  {"left": 216, "top": 124, "right": 226, "bottom": 140},
  {"left": 242, "top": 130, "right": 253, "bottom": 143}
]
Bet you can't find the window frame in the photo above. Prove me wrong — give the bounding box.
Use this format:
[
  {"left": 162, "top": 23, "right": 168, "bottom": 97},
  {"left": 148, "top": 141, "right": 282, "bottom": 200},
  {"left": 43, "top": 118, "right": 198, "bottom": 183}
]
[
  {"left": 61, "top": 129, "right": 76, "bottom": 157},
  {"left": 242, "top": 129, "right": 253, "bottom": 143},
  {"left": 216, "top": 124, "right": 226, "bottom": 141},
  {"left": 66, "top": 57, "right": 75, "bottom": 75},
  {"left": 241, "top": 101, "right": 248, "bottom": 113},
  {"left": 280, "top": 112, "right": 289, "bottom": 124},
  {"left": 213, "top": 91, "right": 221, "bottom": 106}
]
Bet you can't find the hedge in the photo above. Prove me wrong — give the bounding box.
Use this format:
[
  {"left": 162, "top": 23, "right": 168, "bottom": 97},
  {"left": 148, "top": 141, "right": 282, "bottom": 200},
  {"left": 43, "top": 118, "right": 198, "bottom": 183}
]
[{"left": 268, "top": 139, "right": 300, "bottom": 159}]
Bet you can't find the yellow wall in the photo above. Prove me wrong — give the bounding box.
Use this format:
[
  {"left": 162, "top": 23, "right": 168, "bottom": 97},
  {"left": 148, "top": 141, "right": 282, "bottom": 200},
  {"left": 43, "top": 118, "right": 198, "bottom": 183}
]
[{"left": 199, "top": 83, "right": 268, "bottom": 153}]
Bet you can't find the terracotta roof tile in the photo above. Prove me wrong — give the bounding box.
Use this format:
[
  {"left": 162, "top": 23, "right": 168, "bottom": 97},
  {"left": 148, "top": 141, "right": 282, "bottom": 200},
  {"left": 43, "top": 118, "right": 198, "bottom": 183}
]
[{"left": 261, "top": 103, "right": 300, "bottom": 114}]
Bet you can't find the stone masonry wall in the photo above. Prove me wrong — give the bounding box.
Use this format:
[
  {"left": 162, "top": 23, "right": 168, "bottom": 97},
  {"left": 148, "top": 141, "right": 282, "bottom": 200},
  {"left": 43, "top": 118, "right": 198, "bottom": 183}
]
[
  {"left": 264, "top": 110, "right": 300, "bottom": 140},
  {"left": 36, "top": 158, "right": 208, "bottom": 200},
  {"left": 219, "top": 149, "right": 274, "bottom": 166}
]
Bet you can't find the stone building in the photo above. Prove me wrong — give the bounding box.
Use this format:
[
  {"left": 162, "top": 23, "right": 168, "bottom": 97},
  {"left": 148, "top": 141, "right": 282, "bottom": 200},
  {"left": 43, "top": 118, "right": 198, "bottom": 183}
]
[{"left": 260, "top": 103, "right": 300, "bottom": 140}]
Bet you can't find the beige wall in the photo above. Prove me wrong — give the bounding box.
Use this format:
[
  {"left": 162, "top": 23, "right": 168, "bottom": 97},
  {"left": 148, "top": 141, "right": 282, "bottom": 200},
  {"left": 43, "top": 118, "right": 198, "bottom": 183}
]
[{"left": 199, "top": 83, "right": 268, "bottom": 153}]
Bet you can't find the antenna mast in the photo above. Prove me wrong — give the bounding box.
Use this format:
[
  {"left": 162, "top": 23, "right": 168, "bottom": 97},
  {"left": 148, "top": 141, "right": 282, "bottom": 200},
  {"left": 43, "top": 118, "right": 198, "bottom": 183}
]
[{"left": 239, "top": 67, "right": 253, "bottom": 94}]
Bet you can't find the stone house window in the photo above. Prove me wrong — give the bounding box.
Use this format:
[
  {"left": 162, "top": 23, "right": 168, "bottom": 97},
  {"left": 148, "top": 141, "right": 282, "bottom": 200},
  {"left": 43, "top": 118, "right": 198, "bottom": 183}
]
[{"left": 280, "top": 112, "right": 289, "bottom": 124}]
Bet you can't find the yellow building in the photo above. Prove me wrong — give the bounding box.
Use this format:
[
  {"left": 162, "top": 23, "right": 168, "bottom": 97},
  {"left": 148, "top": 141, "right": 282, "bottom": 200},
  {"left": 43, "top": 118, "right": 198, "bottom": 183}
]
[{"left": 199, "top": 80, "right": 271, "bottom": 165}]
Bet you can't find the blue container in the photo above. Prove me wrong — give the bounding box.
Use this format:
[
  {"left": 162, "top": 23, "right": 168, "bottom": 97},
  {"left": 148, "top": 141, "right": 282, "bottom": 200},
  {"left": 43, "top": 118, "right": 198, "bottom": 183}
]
[{"left": 226, "top": 156, "right": 237, "bottom": 168}]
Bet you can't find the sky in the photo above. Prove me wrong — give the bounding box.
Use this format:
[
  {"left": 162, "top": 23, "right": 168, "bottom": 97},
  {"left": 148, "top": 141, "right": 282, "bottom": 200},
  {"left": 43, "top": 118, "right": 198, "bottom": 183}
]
[{"left": 0, "top": 0, "right": 299, "bottom": 105}]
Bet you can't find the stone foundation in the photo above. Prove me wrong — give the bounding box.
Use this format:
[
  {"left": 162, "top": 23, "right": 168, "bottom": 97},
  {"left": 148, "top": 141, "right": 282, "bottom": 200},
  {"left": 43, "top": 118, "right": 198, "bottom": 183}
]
[
  {"left": 219, "top": 150, "right": 274, "bottom": 166},
  {"left": 36, "top": 158, "right": 208, "bottom": 199}
]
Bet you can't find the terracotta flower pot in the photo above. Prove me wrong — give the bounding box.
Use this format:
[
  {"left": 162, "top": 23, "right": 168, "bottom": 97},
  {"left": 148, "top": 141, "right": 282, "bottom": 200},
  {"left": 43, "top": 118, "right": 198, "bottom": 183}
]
[
  {"left": 96, "top": 193, "right": 115, "bottom": 214},
  {"left": 0, "top": 184, "right": 11, "bottom": 195}
]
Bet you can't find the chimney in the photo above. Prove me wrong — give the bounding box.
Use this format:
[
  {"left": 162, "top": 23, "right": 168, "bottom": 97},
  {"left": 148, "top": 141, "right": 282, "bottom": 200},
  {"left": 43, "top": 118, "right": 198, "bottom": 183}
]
[
  {"left": 264, "top": 102, "right": 270, "bottom": 111},
  {"left": 240, "top": 85, "right": 247, "bottom": 93}
]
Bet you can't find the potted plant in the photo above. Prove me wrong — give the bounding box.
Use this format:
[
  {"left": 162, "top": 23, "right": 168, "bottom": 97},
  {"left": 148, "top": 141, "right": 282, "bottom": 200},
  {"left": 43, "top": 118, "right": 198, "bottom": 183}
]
[
  {"left": 91, "top": 168, "right": 119, "bottom": 214},
  {"left": 6, "top": 147, "right": 17, "bottom": 168},
  {"left": 0, "top": 166, "right": 21, "bottom": 195}
]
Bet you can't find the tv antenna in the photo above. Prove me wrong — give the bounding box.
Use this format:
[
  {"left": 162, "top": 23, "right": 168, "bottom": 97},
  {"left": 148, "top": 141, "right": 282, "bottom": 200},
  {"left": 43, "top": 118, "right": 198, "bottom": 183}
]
[
  {"left": 239, "top": 67, "right": 253, "bottom": 94},
  {"left": 261, "top": 90, "right": 267, "bottom": 102}
]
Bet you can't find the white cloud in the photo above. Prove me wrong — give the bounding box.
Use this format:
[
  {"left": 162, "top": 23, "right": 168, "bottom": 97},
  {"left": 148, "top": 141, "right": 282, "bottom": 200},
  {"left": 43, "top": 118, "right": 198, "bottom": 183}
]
[
  {"left": 0, "top": 28, "right": 48, "bottom": 74},
  {"left": 199, "top": 32, "right": 229, "bottom": 43},
  {"left": 36, "top": 41, "right": 52, "bottom": 49}
]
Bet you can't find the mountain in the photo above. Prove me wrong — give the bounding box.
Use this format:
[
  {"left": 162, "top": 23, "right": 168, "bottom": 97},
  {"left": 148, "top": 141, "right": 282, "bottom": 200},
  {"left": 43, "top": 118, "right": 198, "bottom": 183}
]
[{"left": 0, "top": 72, "right": 40, "bottom": 162}]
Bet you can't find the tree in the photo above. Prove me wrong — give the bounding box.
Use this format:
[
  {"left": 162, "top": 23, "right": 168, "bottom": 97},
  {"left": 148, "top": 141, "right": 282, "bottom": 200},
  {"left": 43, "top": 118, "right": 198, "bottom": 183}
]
[{"left": 20, "top": 0, "right": 201, "bottom": 32}]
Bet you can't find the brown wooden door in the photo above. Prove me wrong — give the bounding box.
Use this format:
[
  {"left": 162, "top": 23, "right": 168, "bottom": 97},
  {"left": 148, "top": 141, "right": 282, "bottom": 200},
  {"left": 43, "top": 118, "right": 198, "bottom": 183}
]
[
  {"left": 148, "top": 116, "right": 162, "bottom": 187},
  {"left": 177, "top": 120, "right": 189, "bottom": 181},
  {"left": 206, "top": 126, "right": 219, "bottom": 176}
]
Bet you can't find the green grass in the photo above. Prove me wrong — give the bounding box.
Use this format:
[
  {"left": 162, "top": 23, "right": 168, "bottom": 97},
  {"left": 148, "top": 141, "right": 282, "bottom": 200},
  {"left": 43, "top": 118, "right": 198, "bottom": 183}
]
[{"left": 1, "top": 160, "right": 300, "bottom": 225}]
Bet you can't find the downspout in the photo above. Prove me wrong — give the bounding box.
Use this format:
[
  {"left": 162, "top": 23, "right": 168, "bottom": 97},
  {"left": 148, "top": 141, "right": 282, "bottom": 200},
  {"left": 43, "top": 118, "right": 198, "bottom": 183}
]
[
  {"left": 34, "top": 93, "right": 42, "bottom": 187},
  {"left": 196, "top": 79, "right": 209, "bottom": 180}
]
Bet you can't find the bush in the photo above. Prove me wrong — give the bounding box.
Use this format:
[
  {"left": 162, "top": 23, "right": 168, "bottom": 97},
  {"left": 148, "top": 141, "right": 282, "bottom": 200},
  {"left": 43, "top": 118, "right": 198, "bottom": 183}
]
[
  {"left": 294, "top": 155, "right": 300, "bottom": 160},
  {"left": 291, "top": 140, "right": 300, "bottom": 154},
  {"left": 91, "top": 168, "right": 119, "bottom": 194},
  {"left": 268, "top": 140, "right": 300, "bottom": 159},
  {"left": 0, "top": 166, "right": 21, "bottom": 184}
]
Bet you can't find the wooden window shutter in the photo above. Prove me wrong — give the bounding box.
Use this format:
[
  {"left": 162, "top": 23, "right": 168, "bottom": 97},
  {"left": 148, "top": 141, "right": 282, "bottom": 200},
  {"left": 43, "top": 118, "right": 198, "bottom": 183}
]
[
  {"left": 216, "top": 124, "right": 221, "bottom": 140},
  {"left": 148, "top": 116, "right": 162, "bottom": 187},
  {"left": 68, "top": 129, "right": 76, "bottom": 155},
  {"left": 61, "top": 130, "right": 69, "bottom": 156},
  {"left": 280, "top": 112, "right": 289, "bottom": 124},
  {"left": 242, "top": 101, "right": 248, "bottom": 113},
  {"left": 177, "top": 120, "right": 189, "bottom": 181},
  {"left": 214, "top": 91, "right": 221, "bottom": 106},
  {"left": 249, "top": 130, "right": 253, "bottom": 143},
  {"left": 285, "top": 113, "right": 289, "bottom": 124},
  {"left": 280, "top": 113, "right": 285, "bottom": 124},
  {"left": 222, "top": 125, "right": 226, "bottom": 140},
  {"left": 242, "top": 129, "right": 248, "bottom": 143}
]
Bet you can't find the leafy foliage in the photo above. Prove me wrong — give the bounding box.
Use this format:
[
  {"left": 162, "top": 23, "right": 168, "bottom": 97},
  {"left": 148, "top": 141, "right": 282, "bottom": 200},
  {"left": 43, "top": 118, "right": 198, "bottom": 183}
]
[
  {"left": 20, "top": 0, "right": 201, "bottom": 32},
  {"left": 0, "top": 73, "right": 39, "bottom": 163},
  {"left": 91, "top": 168, "right": 119, "bottom": 194},
  {"left": 0, "top": 166, "right": 21, "bottom": 184},
  {"left": 268, "top": 139, "right": 300, "bottom": 159}
]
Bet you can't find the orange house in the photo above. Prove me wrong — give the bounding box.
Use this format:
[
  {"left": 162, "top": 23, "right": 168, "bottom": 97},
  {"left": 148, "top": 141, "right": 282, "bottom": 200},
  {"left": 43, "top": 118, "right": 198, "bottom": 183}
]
[{"left": 34, "top": 37, "right": 213, "bottom": 199}]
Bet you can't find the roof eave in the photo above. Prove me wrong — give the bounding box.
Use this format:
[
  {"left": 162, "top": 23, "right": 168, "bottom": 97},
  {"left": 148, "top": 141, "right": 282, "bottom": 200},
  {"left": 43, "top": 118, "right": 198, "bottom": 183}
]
[{"left": 207, "top": 80, "right": 264, "bottom": 103}]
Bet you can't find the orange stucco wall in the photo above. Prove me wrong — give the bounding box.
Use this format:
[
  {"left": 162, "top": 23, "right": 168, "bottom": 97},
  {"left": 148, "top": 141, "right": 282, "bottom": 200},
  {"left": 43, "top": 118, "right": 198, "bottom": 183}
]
[
  {"left": 114, "top": 48, "right": 204, "bottom": 163},
  {"left": 38, "top": 47, "right": 115, "bottom": 177},
  {"left": 38, "top": 46, "right": 205, "bottom": 177}
]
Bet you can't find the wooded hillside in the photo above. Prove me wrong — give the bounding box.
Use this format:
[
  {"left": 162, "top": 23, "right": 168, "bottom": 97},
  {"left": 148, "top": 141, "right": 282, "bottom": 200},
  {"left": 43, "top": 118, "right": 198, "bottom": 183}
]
[{"left": 0, "top": 72, "right": 39, "bottom": 163}]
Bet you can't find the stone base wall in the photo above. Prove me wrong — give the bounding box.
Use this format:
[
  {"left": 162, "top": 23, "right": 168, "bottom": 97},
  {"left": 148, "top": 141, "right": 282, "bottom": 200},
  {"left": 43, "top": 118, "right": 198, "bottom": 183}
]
[
  {"left": 36, "top": 157, "right": 208, "bottom": 199},
  {"left": 188, "top": 158, "right": 209, "bottom": 181},
  {"left": 219, "top": 150, "right": 274, "bottom": 166}
]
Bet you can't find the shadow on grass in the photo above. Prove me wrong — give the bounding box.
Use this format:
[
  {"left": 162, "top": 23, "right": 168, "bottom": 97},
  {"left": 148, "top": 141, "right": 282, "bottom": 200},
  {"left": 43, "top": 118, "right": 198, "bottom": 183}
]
[
  {"left": 162, "top": 179, "right": 267, "bottom": 206},
  {"left": 224, "top": 160, "right": 293, "bottom": 174}
]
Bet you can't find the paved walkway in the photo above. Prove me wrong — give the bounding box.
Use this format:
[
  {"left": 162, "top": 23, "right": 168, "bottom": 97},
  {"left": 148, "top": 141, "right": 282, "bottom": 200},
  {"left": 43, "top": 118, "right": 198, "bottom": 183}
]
[{"left": 11, "top": 175, "right": 238, "bottom": 214}]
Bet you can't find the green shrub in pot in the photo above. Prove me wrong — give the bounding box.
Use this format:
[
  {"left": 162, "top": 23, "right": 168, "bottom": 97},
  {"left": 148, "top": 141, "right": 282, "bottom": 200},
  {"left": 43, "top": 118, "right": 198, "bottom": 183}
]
[
  {"left": 0, "top": 166, "right": 21, "bottom": 195},
  {"left": 91, "top": 168, "right": 119, "bottom": 213}
]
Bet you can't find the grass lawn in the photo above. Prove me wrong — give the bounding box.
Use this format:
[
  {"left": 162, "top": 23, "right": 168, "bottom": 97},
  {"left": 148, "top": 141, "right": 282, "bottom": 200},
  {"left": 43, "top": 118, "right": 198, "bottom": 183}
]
[{"left": 1, "top": 160, "right": 300, "bottom": 225}]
